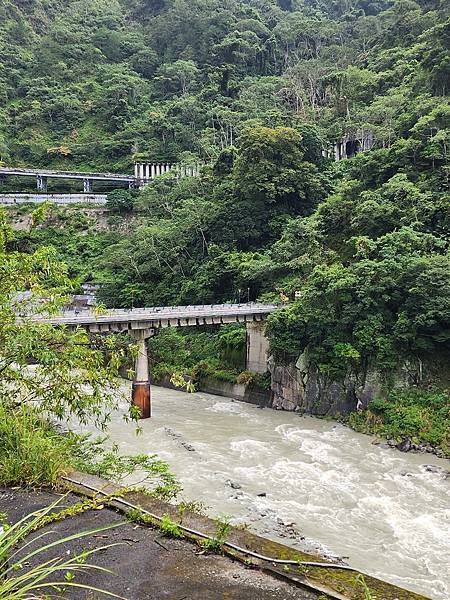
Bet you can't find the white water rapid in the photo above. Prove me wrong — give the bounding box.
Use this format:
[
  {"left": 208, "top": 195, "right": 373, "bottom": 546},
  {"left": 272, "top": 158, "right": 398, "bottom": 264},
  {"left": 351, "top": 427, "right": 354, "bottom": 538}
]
[{"left": 83, "top": 385, "right": 450, "bottom": 599}]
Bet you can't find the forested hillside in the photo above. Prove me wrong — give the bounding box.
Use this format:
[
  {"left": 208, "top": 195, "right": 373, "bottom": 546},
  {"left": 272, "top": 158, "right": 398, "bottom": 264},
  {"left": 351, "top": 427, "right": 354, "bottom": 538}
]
[
  {"left": 1, "top": 0, "right": 448, "bottom": 170},
  {"left": 1, "top": 0, "right": 449, "bottom": 444}
]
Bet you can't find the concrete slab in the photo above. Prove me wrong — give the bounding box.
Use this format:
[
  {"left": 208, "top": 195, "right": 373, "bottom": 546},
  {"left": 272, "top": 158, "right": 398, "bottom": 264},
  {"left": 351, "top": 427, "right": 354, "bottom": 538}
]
[{"left": 0, "top": 487, "right": 316, "bottom": 600}]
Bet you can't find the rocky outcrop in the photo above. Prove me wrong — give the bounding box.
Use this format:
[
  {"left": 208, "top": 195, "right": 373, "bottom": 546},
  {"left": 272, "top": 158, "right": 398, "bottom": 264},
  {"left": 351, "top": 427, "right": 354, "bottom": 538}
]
[
  {"left": 269, "top": 356, "right": 358, "bottom": 416},
  {"left": 269, "top": 352, "right": 448, "bottom": 416}
]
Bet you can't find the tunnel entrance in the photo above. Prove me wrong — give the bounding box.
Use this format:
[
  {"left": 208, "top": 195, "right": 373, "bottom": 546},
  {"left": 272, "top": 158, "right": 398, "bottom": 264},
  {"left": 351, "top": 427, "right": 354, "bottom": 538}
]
[{"left": 345, "top": 139, "right": 361, "bottom": 158}]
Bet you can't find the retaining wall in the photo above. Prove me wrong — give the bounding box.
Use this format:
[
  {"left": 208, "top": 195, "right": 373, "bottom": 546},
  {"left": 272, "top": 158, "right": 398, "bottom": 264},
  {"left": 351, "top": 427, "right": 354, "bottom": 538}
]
[{"left": 0, "top": 194, "right": 107, "bottom": 205}]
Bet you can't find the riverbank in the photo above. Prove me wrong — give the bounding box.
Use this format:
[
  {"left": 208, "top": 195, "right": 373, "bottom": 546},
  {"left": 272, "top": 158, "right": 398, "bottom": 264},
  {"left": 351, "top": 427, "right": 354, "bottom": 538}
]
[
  {"left": 0, "top": 486, "right": 316, "bottom": 600},
  {"left": 1, "top": 385, "right": 448, "bottom": 598}
]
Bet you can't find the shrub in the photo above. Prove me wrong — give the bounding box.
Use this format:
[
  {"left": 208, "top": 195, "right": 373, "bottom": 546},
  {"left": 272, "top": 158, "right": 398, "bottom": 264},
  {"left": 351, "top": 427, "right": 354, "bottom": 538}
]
[
  {"left": 0, "top": 404, "right": 181, "bottom": 497},
  {"left": 106, "top": 189, "right": 138, "bottom": 213},
  {"left": 348, "top": 388, "right": 450, "bottom": 454}
]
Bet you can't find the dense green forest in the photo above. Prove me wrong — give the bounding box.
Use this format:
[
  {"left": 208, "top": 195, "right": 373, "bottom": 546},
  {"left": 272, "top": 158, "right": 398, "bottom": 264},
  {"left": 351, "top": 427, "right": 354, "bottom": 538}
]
[
  {"left": 1, "top": 0, "right": 449, "bottom": 446},
  {"left": 1, "top": 0, "right": 448, "bottom": 170}
]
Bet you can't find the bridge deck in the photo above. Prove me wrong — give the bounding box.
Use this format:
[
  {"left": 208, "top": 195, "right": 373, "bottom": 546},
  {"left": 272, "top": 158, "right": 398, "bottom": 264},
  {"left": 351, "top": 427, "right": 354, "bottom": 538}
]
[
  {"left": 0, "top": 167, "right": 134, "bottom": 182},
  {"left": 37, "top": 303, "right": 278, "bottom": 331}
]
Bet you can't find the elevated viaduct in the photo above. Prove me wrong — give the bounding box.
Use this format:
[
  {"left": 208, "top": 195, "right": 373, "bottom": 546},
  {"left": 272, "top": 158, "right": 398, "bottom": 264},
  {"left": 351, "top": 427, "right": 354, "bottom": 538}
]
[{"left": 0, "top": 162, "right": 201, "bottom": 204}]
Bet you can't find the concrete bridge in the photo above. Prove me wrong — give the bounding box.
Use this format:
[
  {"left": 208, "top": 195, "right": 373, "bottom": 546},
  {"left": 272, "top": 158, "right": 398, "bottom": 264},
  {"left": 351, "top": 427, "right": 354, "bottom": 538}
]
[
  {"left": 0, "top": 161, "right": 201, "bottom": 200},
  {"left": 0, "top": 167, "right": 135, "bottom": 193},
  {"left": 39, "top": 303, "right": 278, "bottom": 418}
]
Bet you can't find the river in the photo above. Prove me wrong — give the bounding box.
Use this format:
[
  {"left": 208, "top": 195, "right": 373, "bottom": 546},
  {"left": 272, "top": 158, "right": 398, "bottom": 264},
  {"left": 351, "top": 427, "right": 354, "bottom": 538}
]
[{"left": 86, "top": 384, "right": 450, "bottom": 599}]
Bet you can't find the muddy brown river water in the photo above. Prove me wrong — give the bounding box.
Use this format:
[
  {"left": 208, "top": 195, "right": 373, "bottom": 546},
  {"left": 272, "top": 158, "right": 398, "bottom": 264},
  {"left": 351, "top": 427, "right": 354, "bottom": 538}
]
[{"left": 81, "top": 384, "right": 450, "bottom": 599}]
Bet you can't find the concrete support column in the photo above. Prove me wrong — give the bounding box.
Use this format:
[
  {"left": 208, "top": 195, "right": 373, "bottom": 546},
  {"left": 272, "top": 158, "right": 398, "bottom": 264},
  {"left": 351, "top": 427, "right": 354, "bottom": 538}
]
[
  {"left": 134, "top": 163, "right": 139, "bottom": 179},
  {"left": 246, "top": 320, "right": 270, "bottom": 374},
  {"left": 139, "top": 163, "right": 145, "bottom": 182},
  {"left": 334, "top": 143, "right": 340, "bottom": 161},
  {"left": 83, "top": 178, "right": 93, "bottom": 193},
  {"left": 132, "top": 331, "right": 152, "bottom": 419},
  {"left": 37, "top": 175, "right": 48, "bottom": 192}
]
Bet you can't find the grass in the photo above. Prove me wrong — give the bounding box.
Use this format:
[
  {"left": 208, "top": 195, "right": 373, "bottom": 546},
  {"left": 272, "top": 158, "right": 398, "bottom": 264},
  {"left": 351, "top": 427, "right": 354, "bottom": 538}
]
[
  {"left": 0, "top": 403, "right": 180, "bottom": 498},
  {"left": 0, "top": 404, "right": 73, "bottom": 488},
  {"left": 0, "top": 496, "right": 125, "bottom": 599}
]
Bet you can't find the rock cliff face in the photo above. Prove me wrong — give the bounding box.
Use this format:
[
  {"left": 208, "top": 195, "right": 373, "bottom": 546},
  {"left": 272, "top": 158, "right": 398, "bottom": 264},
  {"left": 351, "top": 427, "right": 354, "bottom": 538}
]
[
  {"left": 269, "top": 353, "right": 447, "bottom": 416},
  {"left": 269, "top": 356, "right": 358, "bottom": 416}
]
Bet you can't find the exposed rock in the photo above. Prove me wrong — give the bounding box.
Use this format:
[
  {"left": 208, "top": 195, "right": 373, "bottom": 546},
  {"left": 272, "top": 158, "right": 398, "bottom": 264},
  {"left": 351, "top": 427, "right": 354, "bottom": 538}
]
[
  {"left": 269, "top": 353, "right": 448, "bottom": 425},
  {"left": 269, "top": 355, "right": 357, "bottom": 417},
  {"left": 164, "top": 427, "right": 182, "bottom": 439},
  {"left": 396, "top": 439, "right": 412, "bottom": 452},
  {"left": 165, "top": 427, "right": 196, "bottom": 452},
  {"left": 181, "top": 442, "right": 196, "bottom": 452},
  {"left": 226, "top": 480, "right": 242, "bottom": 490},
  {"left": 423, "top": 464, "right": 448, "bottom": 475}
]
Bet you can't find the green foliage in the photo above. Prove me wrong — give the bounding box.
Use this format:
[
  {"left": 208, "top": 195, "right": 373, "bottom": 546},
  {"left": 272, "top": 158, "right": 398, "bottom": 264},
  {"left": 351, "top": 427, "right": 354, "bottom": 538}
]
[
  {"left": 0, "top": 0, "right": 448, "bottom": 441},
  {"left": 355, "top": 574, "right": 377, "bottom": 600},
  {"left": 267, "top": 223, "right": 449, "bottom": 375},
  {"left": 148, "top": 328, "right": 220, "bottom": 372},
  {"left": 348, "top": 389, "right": 450, "bottom": 454},
  {"left": 218, "top": 324, "right": 246, "bottom": 351},
  {"left": 218, "top": 324, "right": 247, "bottom": 368},
  {"left": 106, "top": 189, "right": 138, "bottom": 213},
  {"left": 0, "top": 208, "right": 132, "bottom": 428},
  {"left": 200, "top": 516, "right": 231, "bottom": 553},
  {"left": 0, "top": 402, "right": 181, "bottom": 498},
  {"left": 7, "top": 206, "right": 121, "bottom": 283},
  {"left": 0, "top": 208, "right": 178, "bottom": 499},
  {"left": 0, "top": 0, "right": 447, "bottom": 174},
  {"left": 159, "top": 514, "right": 183, "bottom": 538},
  {"left": 0, "top": 404, "right": 73, "bottom": 488},
  {"left": 68, "top": 435, "right": 181, "bottom": 500},
  {"left": 233, "top": 126, "right": 326, "bottom": 213}
]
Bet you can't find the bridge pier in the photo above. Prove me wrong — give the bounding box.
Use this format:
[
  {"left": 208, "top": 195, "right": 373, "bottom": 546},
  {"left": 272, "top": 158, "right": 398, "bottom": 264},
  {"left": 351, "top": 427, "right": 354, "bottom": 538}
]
[
  {"left": 83, "top": 178, "right": 93, "bottom": 193},
  {"left": 37, "top": 175, "right": 48, "bottom": 192},
  {"left": 246, "top": 321, "right": 270, "bottom": 374},
  {"left": 132, "top": 331, "right": 153, "bottom": 419}
]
